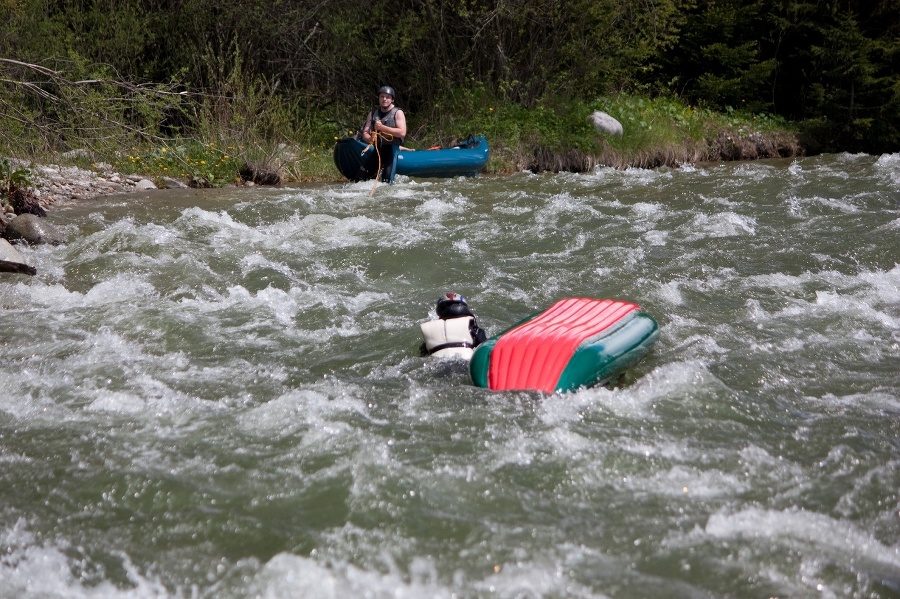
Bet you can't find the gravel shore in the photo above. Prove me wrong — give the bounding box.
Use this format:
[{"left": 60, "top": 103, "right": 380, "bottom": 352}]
[{"left": 26, "top": 162, "right": 173, "bottom": 210}]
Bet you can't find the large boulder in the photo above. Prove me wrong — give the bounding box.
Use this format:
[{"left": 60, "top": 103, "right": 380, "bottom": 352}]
[
  {"left": 0, "top": 238, "right": 35, "bottom": 275},
  {"left": 4, "top": 213, "right": 66, "bottom": 245},
  {"left": 589, "top": 111, "right": 624, "bottom": 137}
]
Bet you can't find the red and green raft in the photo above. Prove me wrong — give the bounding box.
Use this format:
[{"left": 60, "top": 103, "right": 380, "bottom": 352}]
[{"left": 469, "top": 298, "right": 660, "bottom": 393}]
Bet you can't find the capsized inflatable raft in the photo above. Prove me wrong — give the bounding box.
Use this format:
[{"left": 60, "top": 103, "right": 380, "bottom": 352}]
[{"left": 469, "top": 298, "right": 659, "bottom": 393}]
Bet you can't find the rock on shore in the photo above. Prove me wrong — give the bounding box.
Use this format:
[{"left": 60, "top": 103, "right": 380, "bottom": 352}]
[
  {"left": 3, "top": 159, "right": 195, "bottom": 214},
  {"left": 23, "top": 162, "right": 174, "bottom": 210}
]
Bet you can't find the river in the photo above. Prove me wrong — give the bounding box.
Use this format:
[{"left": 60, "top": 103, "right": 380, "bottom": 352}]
[{"left": 1, "top": 152, "right": 898, "bottom": 598}]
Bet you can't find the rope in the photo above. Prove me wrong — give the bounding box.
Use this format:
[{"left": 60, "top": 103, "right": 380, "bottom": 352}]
[
  {"left": 369, "top": 132, "right": 382, "bottom": 196},
  {"left": 365, "top": 129, "right": 395, "bottom": 197}
]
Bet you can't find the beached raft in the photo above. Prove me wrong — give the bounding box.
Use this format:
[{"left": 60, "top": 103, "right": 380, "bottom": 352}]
[
  {"left": 333, "top": 135, "right": 489, "bottom": 182},
  {"left": 469, "top": 298, "right": 660, "bottom": 393}
]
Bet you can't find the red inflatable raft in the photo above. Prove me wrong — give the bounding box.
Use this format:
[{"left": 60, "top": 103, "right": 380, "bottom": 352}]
[{"left": 469, "top": 298, "right": 659, "bottom": 393}]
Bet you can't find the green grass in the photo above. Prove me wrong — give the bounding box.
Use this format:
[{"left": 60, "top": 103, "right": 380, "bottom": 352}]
[
  {"left": 2, "top": 91, "right": 801, "bottom": 185},
  {"left": 113, "top": 141, "right": 243, "bottom": 185}
]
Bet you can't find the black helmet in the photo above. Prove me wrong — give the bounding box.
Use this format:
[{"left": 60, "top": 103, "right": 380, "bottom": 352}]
[
  {"left": 436, "top": 292, "right": 474, "bottom": 319},
  {"left": 377, "top": 85, "right": 396, "bottom": 99}
]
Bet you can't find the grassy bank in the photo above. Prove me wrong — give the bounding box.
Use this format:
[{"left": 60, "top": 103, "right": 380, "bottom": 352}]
[{"left": 5, "top": 93, "right": 803, "bottom": 187}]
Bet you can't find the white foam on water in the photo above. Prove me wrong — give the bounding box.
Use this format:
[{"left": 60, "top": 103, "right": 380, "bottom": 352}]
[
  {"left": 586, "top": 164, "right": 622, "bottom": 179},
  {"left": 801, "top": 195, "right": 864, "bottom": 214},
  {"left": 467, "top": 553, "right": 599, "bottom": 599},
  {"left": 239, "top": 251, "right": 296, "bottom": 281},
  {"left": 731, "top": 162, "right": 778, "bottom": 182},
  {"left": 661, "top": 321, "right": 730, "bottom": 360},
  {"left": 295, "top": 212, "right": 396, "bottom": 248},
  {"left": 492, "top": 202, "right": 533, "bottom": 216},
  {"left": 0, "top": 446, "right": 33, "bottom": 465},
  {"left": 212, "top": 206, "right": 408, "bottom": 253},
  {"left": 80, "top": 369, "right": 224, "bottom": 425},
  {"left": 784, "top": 193, "right": 809, "bottom": 218},
  {"left": 576, "top": 437, "right": 801, "bottom": 505},
  {"left": 666, "top": 506, "right": 900, "bottom": 596},
  {"left": 618, "top": 166, "right": 674, "bottom": 187},
  {"left": 874, "top": 152, "right": 900, "bottom": 186},
  {"left": 0, "top": 519, "right": 171, "bottom": 599},
  {"left": 882, "top": 216, "right": 900, "bottom": 233},
  {"left": 699, "top": 193, "right": 745, "bottom": 208},
  {"left": 177, "top": 205, "right": 253, "bottom": 238},
  {"left": 85, "top": 389, "right": 156, "bottom": 416},
  {"left": 812, "top": 289, "right": 899, "bottom": 329},
  {"left": 172, "top": 284, "right": 392, "bottom": 340},
  {"left": 237, "top": 384, "right": 376, "bottom": 444},
  {"left": 833, "top": 458, "right": 900, "bottom": 522},
  {"left": 249, "top": 284, "right": 300, "bottom": 327},
  {"left": 247, "top": 552, "right": 454, "bottom": 599},
  {"left": 85, "top": 276, "right": 160, "bottom": 306},
  {"left": 257, "top": 527, "right": 609, "bottom": 599},
  {"left": 330, "top": 178, "right": 445, "bottom": 205},
  {"left": 875, "top": 153, "right": 900, "bottom": 187},
  {"left": 392, "top": 180, "right": 439, "bottom": 199},
  {"left": 642, "top": 230, "right": 669, "bottom": 247},
  {"left": 616, "top": 437, "right": 701, "bottom": 463},
  {"left": 817, "top": 390, "right": 900, "bottom": 413},
  {"left": 251, "top": 545, "right": 602, "bottom": 599},
  {"left": 532, "top": 193, "right": 601, "bottom": 230},
  {"left": 535, "top": 390, "right": 607, "bottom": 428},
  {"left": 859, "top": 263, "right": 900, "bottom": 304},
  {"left": 414, "top": 195, "right": 470, "bottom": 220},
  {"left": 0, "top": 319, "right": 220, "bottom": 426},
  {"left": 682, "top": 211, "right": 757, "bottom": 240},
  {"left": 652, "top": 279, "right": 686, "bottom": 306},
  {"left": 835, "top": 151, "right": 872, "bottom": 162},
  {"left": 623, "top": 464, "right": 748, "bottom": 499},
  {"left": 628, "top": 201, "right": 665, "bottom": 221},
  {"left": 584, "top": 360, "right": 720, "bottom": 420},
  {"left": 743, "top": 265, "right": 900, "bottom": 323},
  {"left": 1, "top": 274, "right": 158, "bottom": 311}
]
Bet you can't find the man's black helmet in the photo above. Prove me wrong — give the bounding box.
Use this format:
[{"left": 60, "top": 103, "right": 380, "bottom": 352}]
[
  {"left": 377, "top": 86, "right": 396, "bottom": 99},
  {"left": 436, "top": 292, "right": 474, "bottom": 319}
]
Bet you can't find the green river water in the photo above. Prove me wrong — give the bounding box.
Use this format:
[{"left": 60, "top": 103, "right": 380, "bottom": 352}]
[{"left": 0, "top": 153, "right": 898, "bottom": 598}]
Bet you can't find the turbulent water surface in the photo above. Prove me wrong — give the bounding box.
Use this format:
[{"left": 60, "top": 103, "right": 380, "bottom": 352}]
[{"left": 1, "top": 153, "right": 899, "bottom": 598}]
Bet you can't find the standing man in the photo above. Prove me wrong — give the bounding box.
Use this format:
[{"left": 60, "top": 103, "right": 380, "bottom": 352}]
[{"left": 359, "top": 86, "right": 407, "bottom": 182}]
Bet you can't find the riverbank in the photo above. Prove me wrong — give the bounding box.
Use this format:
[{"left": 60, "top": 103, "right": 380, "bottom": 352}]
[
  {"left": 2, "top": 93, "right": 809, "bottom": 209},
  {"left": 5, "top": 117, "right": 805, "bottom": 213},
  {"left": 10, "top": 162, "right": 183, "bottom": 212}
]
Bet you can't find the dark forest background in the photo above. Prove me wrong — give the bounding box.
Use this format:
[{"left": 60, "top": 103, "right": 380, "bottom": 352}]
[{"left": 1, "top": 0, "right": 898, "bottom": 156}]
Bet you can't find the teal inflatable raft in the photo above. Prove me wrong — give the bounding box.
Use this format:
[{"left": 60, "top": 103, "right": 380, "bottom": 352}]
[
  {"left": 333, "top": 135, "right": 489, "bottom": 182},
  {"left": 470, "top": 298, "right": 660, "bottom": 393}
]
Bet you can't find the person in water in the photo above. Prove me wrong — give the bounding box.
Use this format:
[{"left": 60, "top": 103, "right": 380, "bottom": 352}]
[
  {"left": 420, "top": 292, "right": 488, "bottom": 359},
  {"left": 358, "top": 86, "right": 407, "bottom": 182}
]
